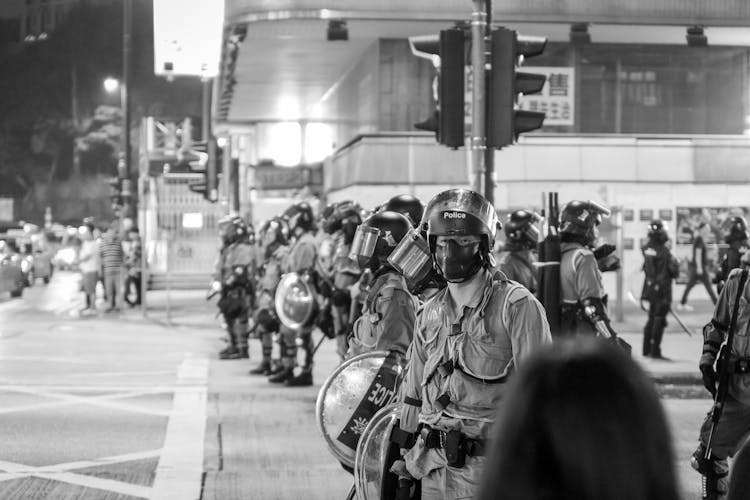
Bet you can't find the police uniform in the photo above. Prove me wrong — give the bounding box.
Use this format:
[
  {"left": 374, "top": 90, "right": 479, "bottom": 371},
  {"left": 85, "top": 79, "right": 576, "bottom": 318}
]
[
  {"left": 331, "top": 235, "right": 361, "bottom": 360},
  {"left": 273, "top": 231, "right": 318, "bottom": 383},
  {"left": 641, "top": 234, "right": 679, "bottom": 358},
  {"left": 692, "top": 268, "right": 750, "bottom": 499},
  {"left": 214, "top": 238, "right": 257, "bottom": 357},
  {"left": 346, "top": 269, "right": 416, "bottom": 358},
  {"left": 249, "top": 240, "right": 288, "bottom": 375},
  {"left": 559, "top": 241, "right": 606, "bottom": 336},
  {"left": 399, "top": 269, "right": 551, "bottom": 499},
  {"left": 391, "top": 189, "right": 552, "bottom": 500},
  {"left": 496, "top": 248, "right": 537, "bottom": 293}
]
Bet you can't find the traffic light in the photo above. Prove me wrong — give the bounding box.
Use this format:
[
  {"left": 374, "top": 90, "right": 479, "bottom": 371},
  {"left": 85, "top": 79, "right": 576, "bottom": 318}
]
[
  {"left": 183, "top": 137, "right": 219, "bottom": 202},
  {"left": 108, "top": 177, "right": 122, "bottom": 213},
  {"left": 410, "top": 28, "right": 466, "bottom": 148},
  {"left": 487, "top": 27, "right": 548, "bottom": 149}
]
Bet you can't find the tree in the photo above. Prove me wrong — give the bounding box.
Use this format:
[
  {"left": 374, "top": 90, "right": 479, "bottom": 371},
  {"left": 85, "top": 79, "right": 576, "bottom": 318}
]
[{"left": 0, "top": 0, "right": 203, "bottom": 222}]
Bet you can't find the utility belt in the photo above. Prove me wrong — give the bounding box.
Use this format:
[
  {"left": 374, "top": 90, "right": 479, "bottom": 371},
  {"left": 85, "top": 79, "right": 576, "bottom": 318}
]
[
  {"left": 723, "top": 356, "right": 750, "bottom": 374},
  {"left": 421, "top": 426, "right": 485, "bottom": 468}
]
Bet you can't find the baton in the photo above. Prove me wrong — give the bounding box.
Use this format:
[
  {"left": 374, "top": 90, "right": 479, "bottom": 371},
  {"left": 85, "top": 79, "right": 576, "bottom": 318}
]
[
  {"left": 668, "top": 307, "right": 694, "bottom": 337},
  {"left": 311, "top": 332, "right": 328, "bottom": 356}
]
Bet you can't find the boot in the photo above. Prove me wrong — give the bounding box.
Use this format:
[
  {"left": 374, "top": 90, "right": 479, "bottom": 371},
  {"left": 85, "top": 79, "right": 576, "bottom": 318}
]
[
  {"left": 219, "top": 345, "right": 241, "bottom": 360},
  {"left": 267, "top": 359, "right": 284, "bottom": 375},
  {"left": 239, "top": 346, "right": 249, "bottom": 359},
  {"left": 268, "top": 367, "right": 294, "bottom": 383},
  {"left": 285, "top": 370, "right": 313, "bottom": 387},
  {"left": 650, "top": 317, "right": 670, "bottom": 360},
  {"left": 249, "top": 360, "right": 271, "bottom": 376}
]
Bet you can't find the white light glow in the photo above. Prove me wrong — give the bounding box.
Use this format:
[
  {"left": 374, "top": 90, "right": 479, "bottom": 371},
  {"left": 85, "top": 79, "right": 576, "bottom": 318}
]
[
  {"left": 264, "top": 122, "right": 302, "bottom": 166},
  {"left": 304, "top": 123, "right": 334, "bottom": 163},
  {"left": 103, "top": 77, "right": 119, "bottom": 93}
]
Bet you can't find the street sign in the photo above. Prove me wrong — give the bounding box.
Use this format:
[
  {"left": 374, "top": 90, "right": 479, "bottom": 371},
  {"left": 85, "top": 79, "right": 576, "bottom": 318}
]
[{"left": 254, "top": 165, "right": 312, "bottom": 190}]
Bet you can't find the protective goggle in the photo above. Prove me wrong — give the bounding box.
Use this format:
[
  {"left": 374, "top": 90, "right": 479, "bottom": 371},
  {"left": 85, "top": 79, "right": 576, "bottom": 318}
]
[{"left": 387, "top": 229, "right": 434, "bottom": 287}]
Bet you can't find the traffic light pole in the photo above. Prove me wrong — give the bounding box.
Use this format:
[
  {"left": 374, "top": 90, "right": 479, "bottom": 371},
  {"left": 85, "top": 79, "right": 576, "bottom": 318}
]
[{"left": 470, "top": 0, "right": 488, "bottom": 196}]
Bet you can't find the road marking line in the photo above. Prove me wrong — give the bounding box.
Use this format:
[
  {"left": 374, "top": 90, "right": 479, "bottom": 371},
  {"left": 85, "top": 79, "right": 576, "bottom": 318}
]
[
  {"left": 151, "top": 356, "right": 208, "bottom": 500},
  {"left": 0, "top": 386, "right": 174, "bottom": 417},
  {"left": 33, "top": 449, "right": 163, "bottom": 473}
]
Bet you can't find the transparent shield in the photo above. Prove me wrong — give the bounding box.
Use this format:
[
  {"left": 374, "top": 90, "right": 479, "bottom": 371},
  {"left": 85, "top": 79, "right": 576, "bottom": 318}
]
[
  {"left": 315, "top": 351, "right": 404, "bottom": 468},
  {"left": 350, "top": 225, "right": 380, "bottom": 263},
  {"left": 274, "top": 272, "right": 315, "bottom": 330},
  {"left": 354, "top": 403, "right": 400, "bottom": 500},
  {"left": 387, "top": 230, "right": 433, "bottom": 286}
]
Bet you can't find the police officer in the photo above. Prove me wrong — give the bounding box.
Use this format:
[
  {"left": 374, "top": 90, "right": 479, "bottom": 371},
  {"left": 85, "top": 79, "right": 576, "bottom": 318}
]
[
  {"left": 214, "top": 216, "right": 257, "bottom": 360},
  {"left": 691, "top": 268, "right": 750, "bottom": 500},
  {"left": 381, "top": 194, "right": 424, "bottom": 229},
  {"left": 716, "top": 216, "right": 750, "bottom": 295},
  {"left": 248, "top": 217, "right": 288, "bottom": 375},
  {"left": 497, "top": 209, "right": 541, "bottom": 293},
  {"left": 558, "top": 200, "right": 625, "bottom": 348},
  {"left": 641, "top": 220, "right": 679, "bottom": 359},
  {"left": 346, "top": 211, "right": 416, "bottom": 358},
  {"left": 320, "top": 201, "right": 363, "bottom": 361},
  {"left": 396, "top": 189, "right": 552, "bottom": 499},
  {"left": 269, "top": 201, "right": 319, "bottom": 386}
]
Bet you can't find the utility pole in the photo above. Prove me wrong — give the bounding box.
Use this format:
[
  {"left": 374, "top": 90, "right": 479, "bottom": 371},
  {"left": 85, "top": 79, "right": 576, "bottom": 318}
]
[
  {"left": 482, "top": 0, "right": 494, "bottom": 205},
  {"left": 119, "top": 0, "right": 133, "bottom": 222},
  {"left": 470, "top": 0, "right": 488, "bottom": 196}
]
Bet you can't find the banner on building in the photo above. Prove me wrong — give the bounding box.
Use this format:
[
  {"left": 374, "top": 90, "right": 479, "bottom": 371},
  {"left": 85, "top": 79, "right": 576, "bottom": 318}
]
[{"left": 517, "top": 67, "right": 575, "bottom": 126}]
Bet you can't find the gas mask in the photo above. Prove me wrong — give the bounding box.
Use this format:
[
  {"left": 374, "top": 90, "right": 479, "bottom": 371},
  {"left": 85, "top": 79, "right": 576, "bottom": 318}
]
[{"left": 433, "top": 237, "right": 483, "bottom": 283}]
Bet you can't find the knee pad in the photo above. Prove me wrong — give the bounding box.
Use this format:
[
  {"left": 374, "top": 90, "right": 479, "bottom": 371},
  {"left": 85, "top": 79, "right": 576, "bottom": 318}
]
[
  {"left": 256, "top": 308, "right": 280, "bottom": 333},
  {"left": 331, "top": 289, "right": 351, "bottom": 308}
]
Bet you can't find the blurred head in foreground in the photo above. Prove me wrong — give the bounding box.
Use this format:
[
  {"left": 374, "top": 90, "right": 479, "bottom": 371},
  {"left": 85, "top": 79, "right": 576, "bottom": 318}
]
[{"left": 478, "top": 338, "right": 679, "bottom": 500}]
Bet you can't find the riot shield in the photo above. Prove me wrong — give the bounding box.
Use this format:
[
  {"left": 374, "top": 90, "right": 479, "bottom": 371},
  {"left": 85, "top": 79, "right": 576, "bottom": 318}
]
[
  {"left": 315, "top": 351, "right": 404, "bottom": 468},
  {"left": 275, "top": 272, "right": 316, "bottom": 330}
]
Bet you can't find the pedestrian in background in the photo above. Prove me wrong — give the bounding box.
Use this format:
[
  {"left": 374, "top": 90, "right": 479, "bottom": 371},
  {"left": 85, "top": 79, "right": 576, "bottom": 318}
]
[
  {"left": 99, "top": 223, "right": 124, "bottom": 313},
  {"left": 122, "top": 227, "right": 142, "bottom": 307},
  {"left": 477, "top": 338, "right": 679, "bottom": 500},
  {"left": 76, "top": 226, "right": 100, "bottom": 314},
  {"left": 679, "top": 222, "right": 718, "bottom": 310}
]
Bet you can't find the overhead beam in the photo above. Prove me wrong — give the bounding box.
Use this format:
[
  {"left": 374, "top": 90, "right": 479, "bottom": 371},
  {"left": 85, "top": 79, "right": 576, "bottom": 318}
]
[{"left": 225, "top": 0, "right": 750, "bottom": 27}]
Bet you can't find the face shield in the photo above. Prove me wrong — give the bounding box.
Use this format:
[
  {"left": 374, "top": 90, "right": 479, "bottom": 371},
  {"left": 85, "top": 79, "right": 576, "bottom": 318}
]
[
  {"left": 349, "top": 224, "right": 380, "bottom": 269},
  {"left": 387, "top": 229, "right": 433, "bottom": 287}
]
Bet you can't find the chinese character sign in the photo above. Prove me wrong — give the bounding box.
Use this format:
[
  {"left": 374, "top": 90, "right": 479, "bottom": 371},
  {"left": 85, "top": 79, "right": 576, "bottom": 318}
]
[{"left": 517, "top": 67, "right": 575, "bottom": 126}]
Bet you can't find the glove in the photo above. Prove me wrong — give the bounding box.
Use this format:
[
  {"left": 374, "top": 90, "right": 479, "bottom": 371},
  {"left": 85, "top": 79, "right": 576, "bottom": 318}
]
[
  {"left": 593, "top": 243, "right": 617, "bottom": 260},
  {"left": 597, "top": 254, "right": 620, "bottom": 272},
  {"left": 700, "top": 364, "right": 717, "bottom": 398},
  {"left": 318, "top": 279, "right": 333, "bottom": 298}
]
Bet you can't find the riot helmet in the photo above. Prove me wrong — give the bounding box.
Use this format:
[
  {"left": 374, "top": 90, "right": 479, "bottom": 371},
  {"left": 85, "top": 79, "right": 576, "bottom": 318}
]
[
  {"left": 349, "top": 211, "right": 411, "bottom": 271},
  {"left": 724, "top": 216, "right": 749, "bottom": 245},
  {"left": 424, "top": 189, "right": 498, "bottom": 283},
  {"left": 381, "top": 194, "right": 424, "bottom": 228},
  {"left": 647, "top": 219, "right": 669, "bottom": 245},
  {"left": 559, "top": 200, "right": 611, "bottom": 247},
  {"left": 504, "top": 209, "right": 542, "bottom": 250},
  {"left": 261, "top": 217, "right": 289, "bottom": 248},
  {"left": 284, "top": 201, "right": 316, "bottom": 234}
]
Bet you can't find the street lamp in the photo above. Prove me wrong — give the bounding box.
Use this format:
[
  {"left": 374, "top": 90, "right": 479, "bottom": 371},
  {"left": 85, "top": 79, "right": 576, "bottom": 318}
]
[{"left": 103, "top": 77, "right": 119, "bottom": 94}]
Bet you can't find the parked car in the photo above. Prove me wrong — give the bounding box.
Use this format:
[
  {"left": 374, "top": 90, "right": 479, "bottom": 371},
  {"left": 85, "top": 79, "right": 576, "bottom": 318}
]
[{"left": 0, "top": 253, "right": 25, "bottom": 298}]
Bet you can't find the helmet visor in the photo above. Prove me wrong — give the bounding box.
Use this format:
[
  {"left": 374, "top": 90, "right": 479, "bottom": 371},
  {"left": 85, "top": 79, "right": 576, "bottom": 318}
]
[
  {"left": 587, "top": 201, "right": 611, "bottom": 218},
  {"left": 349, "top": 225, "right": 380, "bottom": 266},
  {"left": 387, "top": 229, "right": 433, "bottom": 285}
]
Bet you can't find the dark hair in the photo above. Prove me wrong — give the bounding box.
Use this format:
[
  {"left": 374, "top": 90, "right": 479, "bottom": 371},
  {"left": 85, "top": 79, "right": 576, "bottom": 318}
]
[{"left": 478, "top": 338, "right": 679, "bottom": 500}]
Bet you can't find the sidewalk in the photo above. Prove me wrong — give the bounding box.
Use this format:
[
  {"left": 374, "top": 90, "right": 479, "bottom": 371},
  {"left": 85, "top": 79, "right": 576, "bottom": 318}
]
[{"left": 612, "top": 298, "right": 715, "bottom": 385}]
